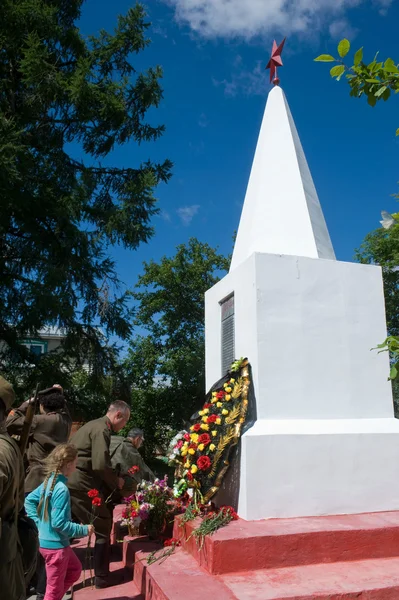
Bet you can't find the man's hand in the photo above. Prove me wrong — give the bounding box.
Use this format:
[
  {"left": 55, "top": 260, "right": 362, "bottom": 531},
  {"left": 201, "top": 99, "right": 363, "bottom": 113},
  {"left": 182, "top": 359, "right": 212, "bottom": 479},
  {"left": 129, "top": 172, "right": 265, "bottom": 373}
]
[
  {"left": 117, "top": 477, "right": 125, "bottom": 490},
  {"left": 53, "top": 384, "right": 63, "bottom": 393},
  {"left": 87, "top": 524, "right": 95, "bottom": 537}
]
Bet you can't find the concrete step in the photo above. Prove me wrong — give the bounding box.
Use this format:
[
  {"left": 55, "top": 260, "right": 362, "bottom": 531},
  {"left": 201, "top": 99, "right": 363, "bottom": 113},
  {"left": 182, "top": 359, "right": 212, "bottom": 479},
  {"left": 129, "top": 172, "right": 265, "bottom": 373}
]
[
  {"left": 220, "top": 557, "right": 399, "bottom": 600},
  {"left": 135, "top": 546, "right": 236, "bottom": 600},
  {"left": 174, "top": 511, "right": 399, "bottom": 574},
  {"left": 136, "top": 545, "right": 399, "bottom": 600}
]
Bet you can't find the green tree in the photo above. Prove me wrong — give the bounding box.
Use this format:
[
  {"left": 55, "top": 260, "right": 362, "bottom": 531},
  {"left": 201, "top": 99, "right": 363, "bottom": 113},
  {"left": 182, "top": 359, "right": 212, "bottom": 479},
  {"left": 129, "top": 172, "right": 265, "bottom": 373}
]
[
  {"left": 315, "top": 39, "right": 399, "bottom": 132},
  {"left": 123, "top": 238, "right": 230, "bottom": 457},
  {"left": 355, "top": 224, "right": 399, "bottom": 337},
  {"left": 0, "top": 1, "right": 172, "bottom": 389}
]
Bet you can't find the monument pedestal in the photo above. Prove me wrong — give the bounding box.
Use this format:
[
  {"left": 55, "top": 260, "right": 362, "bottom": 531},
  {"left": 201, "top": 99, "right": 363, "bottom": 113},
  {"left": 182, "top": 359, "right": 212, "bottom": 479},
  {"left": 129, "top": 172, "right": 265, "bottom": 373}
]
[
  {"left": 240, "top": 418, "right": 399, "bottom": 520},
  {"left": 205, "top": 253, "right": 399, "bottom": 520}
]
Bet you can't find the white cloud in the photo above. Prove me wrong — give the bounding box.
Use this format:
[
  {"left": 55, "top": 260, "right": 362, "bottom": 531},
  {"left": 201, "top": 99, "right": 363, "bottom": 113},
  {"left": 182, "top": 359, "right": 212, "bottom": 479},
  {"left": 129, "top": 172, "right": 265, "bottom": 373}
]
[
  {"left": 159, "top": 209, "right": 171, "bottom": 222},
  {"left": 176, "top": 204, "right": 200, "bottom": 225},
  {"left": 213, "top": 60, "right": 267, "bottom": 97},
  {"left": 375, "top": 0, "right": 392, "bottom": 15},
  {"left": 198, "top": 113, "right": 209, "bottom": 128},
  {"left": 166, "top": 0, "right": 392, "bottom": 39},
  {"left": 328, "top": 18, "right": 358, "bottom": 39},
  {"left": 153, "top": 20, "right": 168, "bottom": 38}
]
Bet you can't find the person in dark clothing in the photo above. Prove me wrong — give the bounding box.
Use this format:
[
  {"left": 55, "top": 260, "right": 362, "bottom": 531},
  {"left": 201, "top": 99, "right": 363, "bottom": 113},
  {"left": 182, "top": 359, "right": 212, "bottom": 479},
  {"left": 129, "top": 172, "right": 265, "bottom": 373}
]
[
  {"left": 7, "top": 384, "right": 71, "bottom": 600},
  {"left": 0, "top": 376, "right": 26, "bottom": 600},
  {"left": 7, "top": 385, "right": 72, "bottom": 494},
  {"left": 110, "top": 427, "right": 155, "bottom": 493}
]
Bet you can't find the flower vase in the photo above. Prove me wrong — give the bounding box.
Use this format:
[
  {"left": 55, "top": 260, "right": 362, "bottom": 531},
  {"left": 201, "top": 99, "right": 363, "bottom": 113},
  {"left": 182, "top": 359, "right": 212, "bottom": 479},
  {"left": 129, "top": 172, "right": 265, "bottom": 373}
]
[
  {"left": 128, "top": 523, "right": 139, "bottom": 537},
  {"left": 146, "top": 518, "right": 166, "bottom": 541}
]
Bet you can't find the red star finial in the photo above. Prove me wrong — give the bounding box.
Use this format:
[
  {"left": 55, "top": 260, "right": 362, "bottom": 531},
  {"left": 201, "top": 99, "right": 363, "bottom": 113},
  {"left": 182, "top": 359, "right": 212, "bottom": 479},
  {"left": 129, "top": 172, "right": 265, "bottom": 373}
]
[{"left": 266, "top": 38, "right": 286, "bottom": 85}]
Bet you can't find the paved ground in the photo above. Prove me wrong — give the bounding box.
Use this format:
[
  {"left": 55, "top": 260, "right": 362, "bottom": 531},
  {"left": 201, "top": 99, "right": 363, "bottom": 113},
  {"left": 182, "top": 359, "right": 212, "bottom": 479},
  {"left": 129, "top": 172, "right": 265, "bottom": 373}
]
[{"left": 28, "top": 593, "right": 72, "bottom": 599}]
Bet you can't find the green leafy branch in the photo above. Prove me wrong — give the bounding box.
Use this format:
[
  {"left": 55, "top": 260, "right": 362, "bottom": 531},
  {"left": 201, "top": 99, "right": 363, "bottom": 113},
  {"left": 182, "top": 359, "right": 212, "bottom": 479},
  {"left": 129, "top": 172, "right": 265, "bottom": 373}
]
[
  {"left": 315, "top": 39, "right": 399, "bottom": 134},
  {"left": 373, "top": 336, "right": 399, "bottom": 380}
]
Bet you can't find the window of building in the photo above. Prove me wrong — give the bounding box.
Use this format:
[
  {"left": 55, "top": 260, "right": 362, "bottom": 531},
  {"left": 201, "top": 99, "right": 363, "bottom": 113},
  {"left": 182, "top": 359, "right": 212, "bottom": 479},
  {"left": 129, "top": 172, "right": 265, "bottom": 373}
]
[
  {"left": 21, "top": 340, "right": 47, "bottom": 357},
  {"left": 220, "top": 294, "right": 235, "bottom": 376}
]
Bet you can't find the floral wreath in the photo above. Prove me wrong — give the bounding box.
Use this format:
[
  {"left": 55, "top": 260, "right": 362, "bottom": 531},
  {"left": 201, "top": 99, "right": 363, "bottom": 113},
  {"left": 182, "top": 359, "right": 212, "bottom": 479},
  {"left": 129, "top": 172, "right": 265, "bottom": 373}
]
[{"left": 174, "top": 358, "right": 250, "bottom": 502}]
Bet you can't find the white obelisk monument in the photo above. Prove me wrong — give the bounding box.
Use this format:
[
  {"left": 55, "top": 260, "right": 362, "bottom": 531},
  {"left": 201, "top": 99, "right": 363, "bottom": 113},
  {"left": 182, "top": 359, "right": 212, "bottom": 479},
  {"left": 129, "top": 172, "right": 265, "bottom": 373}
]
[{"left": 205, "top": 47, "right": 399, "bottom": 520}]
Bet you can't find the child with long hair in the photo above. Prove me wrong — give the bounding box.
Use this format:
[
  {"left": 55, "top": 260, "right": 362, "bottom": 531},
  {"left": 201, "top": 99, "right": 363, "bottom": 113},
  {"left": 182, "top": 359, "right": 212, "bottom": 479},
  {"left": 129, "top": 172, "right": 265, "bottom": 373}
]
[{"left": 25, "top": 443, "right": 94, "bottom": 600}]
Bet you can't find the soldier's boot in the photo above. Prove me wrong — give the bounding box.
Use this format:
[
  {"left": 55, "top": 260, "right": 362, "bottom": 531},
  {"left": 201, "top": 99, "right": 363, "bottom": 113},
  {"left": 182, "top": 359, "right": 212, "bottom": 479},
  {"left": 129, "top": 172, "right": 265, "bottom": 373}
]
[{"left": 94, "top": 540, "right": 111, "bottom": 589}]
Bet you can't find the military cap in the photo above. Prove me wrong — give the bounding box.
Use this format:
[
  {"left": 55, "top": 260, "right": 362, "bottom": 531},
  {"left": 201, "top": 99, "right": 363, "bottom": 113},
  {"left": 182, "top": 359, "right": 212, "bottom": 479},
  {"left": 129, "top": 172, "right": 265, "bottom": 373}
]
[
  {"left": 0, "top": 376, "right": 15, "bottom": 410},
  {"left": 38, "top": 386, "right": 63, "bottom": 397}
]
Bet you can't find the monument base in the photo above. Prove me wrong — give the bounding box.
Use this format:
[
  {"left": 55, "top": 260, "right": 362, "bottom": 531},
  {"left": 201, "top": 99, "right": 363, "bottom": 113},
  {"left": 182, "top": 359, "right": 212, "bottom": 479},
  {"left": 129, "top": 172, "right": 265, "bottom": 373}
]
[
  {"left": 238, "top": 418, "right": 399, "bottom": 520},
  {"left": 131, "top": 511, "right": 399, "bottom": 599}
]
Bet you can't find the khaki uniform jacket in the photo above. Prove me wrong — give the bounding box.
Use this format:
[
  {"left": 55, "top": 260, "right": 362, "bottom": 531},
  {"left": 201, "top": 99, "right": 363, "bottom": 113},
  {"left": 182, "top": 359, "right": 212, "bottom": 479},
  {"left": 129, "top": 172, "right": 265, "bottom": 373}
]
[
  {"left": 67, "top": 417, "right": 119, "bottom": 539},
  {"left": 68, "top": 416, "right": 120, "bottom": 497},
  {"left": 7, "top": 403, "right": 72, "bottom": 493},
  {"left": 109, "top": 437, "right": 155, "bottom": 487},
  {"left": 0, "top": 427, "right": 25, "bottom": 600}
]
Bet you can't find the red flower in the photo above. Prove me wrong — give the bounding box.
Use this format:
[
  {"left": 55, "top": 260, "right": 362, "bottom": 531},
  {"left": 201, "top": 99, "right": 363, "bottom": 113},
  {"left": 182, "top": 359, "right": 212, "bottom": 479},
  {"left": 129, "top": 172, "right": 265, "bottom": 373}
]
[
  {"left": 183, "top": 433, "right": 190, "bottom": 441},
  {"left": 164, "top": 538, "right": 181, "bottom": 547},
  {"left": 92, "top": 497, "right": 102, "bottom": 507},
  {"left": 220, "top": 506, "right": 239, "bottom": 520},
  {"left": 193, "top": 423, "right": 201, "bottom": 432},
  {"left": 188, "top": 443, "right": 197, "bottom": 451},
  {"left": 203, "top": 403, "right": 212, "bottom": 409},
  {"left": 176, "top": 440, "right": 183, "bottom": 449},
  {"left": 128, "top": 466, "right": 140, "bottom": 476},
  {"left": 207, "top": 414, "right": 217, "bottom": 424},
  {"left": 216, "top": 391, "right": 225, "bottom": 399},
  {"left": 197, "top": 455, "right": 212, "bottom": 471},
  {"left": 186, "top": 471, "right": 194, "bottom": 481},
  {"left": 198, "top": 433, "right": 211, "bottom": 446},
  {"left": 87, "top": 489, "right": 99, "bottom": 499}
]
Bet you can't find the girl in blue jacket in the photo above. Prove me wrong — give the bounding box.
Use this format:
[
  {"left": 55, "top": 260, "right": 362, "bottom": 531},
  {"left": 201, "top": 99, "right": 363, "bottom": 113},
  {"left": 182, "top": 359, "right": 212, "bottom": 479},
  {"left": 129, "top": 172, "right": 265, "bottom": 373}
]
[{"left": 25, "top": 443, "right": 94, "bottom": 600}]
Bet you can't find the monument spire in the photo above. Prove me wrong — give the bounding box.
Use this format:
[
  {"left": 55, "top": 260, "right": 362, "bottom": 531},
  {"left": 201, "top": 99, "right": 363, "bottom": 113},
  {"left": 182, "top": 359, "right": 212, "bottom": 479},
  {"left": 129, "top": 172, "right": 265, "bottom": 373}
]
[{"left": 230, "top": 44, "right": 335, "bottom": 272}]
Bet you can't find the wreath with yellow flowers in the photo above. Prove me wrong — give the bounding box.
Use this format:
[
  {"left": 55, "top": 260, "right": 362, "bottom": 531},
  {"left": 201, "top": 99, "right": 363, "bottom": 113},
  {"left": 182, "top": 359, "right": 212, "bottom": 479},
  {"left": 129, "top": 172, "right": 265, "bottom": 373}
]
[{"left": 176, "top": 358, "right": 250, "bottom": 502}]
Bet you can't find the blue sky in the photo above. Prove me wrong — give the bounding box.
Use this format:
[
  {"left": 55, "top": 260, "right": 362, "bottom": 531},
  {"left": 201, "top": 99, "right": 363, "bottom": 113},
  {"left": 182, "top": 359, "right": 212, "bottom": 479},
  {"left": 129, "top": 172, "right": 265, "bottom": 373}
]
[{"left": 78, "top": 0, "right": 399, "bottom": 296}]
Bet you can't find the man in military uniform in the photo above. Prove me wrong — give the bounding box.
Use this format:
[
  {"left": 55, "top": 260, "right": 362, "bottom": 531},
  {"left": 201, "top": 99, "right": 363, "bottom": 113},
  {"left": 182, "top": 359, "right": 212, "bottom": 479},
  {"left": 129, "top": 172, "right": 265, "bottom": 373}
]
[
  {"left": 7, "top": 384, "right": 71, "bottom": 600},
  {"left": 7, "top": 384, "right": 72, "bottom": 493},
  {"left": 0, "top": 376, "right": 26, "bottom": 600},
  {"left": 110, "top": 427, "right": 155, "bottom": 493},
  {"left": 68, "top": 400, "right": 130, "bottom": 589}
]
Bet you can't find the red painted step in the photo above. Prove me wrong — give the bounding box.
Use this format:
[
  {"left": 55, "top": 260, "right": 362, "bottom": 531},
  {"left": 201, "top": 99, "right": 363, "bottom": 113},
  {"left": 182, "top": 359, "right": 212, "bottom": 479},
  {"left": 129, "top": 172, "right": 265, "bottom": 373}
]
[
  {"left": 174, "top": 511, "right": 399, "bottom": 575},
  {"left": 220, "top": 557, "right": 399, "bottom": 600},
  {"left": 135, "top": 545, "right": 399, "bottom": 600},
  {"left": 136, "top": 547, "right": 236, "bottom": 600}
]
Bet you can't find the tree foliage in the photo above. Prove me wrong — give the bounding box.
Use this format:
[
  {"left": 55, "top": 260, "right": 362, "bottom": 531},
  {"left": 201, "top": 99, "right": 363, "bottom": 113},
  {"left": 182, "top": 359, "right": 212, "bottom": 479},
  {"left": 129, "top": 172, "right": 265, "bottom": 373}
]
[
  {"left": 355, "top": 225, "right": 399, "bottom": 337},
  {"left": 0, "top": 1, "right": 171, "bottom": 387},
  {"left": 315, "top": 39, "right": 399, "bottom": 133},
  {"left": 123, "top": 238, "right": 230, "bottom": 456}
]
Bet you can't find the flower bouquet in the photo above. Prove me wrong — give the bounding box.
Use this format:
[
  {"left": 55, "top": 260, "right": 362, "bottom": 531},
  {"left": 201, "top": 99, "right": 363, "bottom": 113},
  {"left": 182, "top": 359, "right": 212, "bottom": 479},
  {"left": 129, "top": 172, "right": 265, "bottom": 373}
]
[
  {"left": 122, "top": 475, "right": 181, "bottom": 540},
  {"left": 160, "top": 431, "right": 188, "bottom": 467}
]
